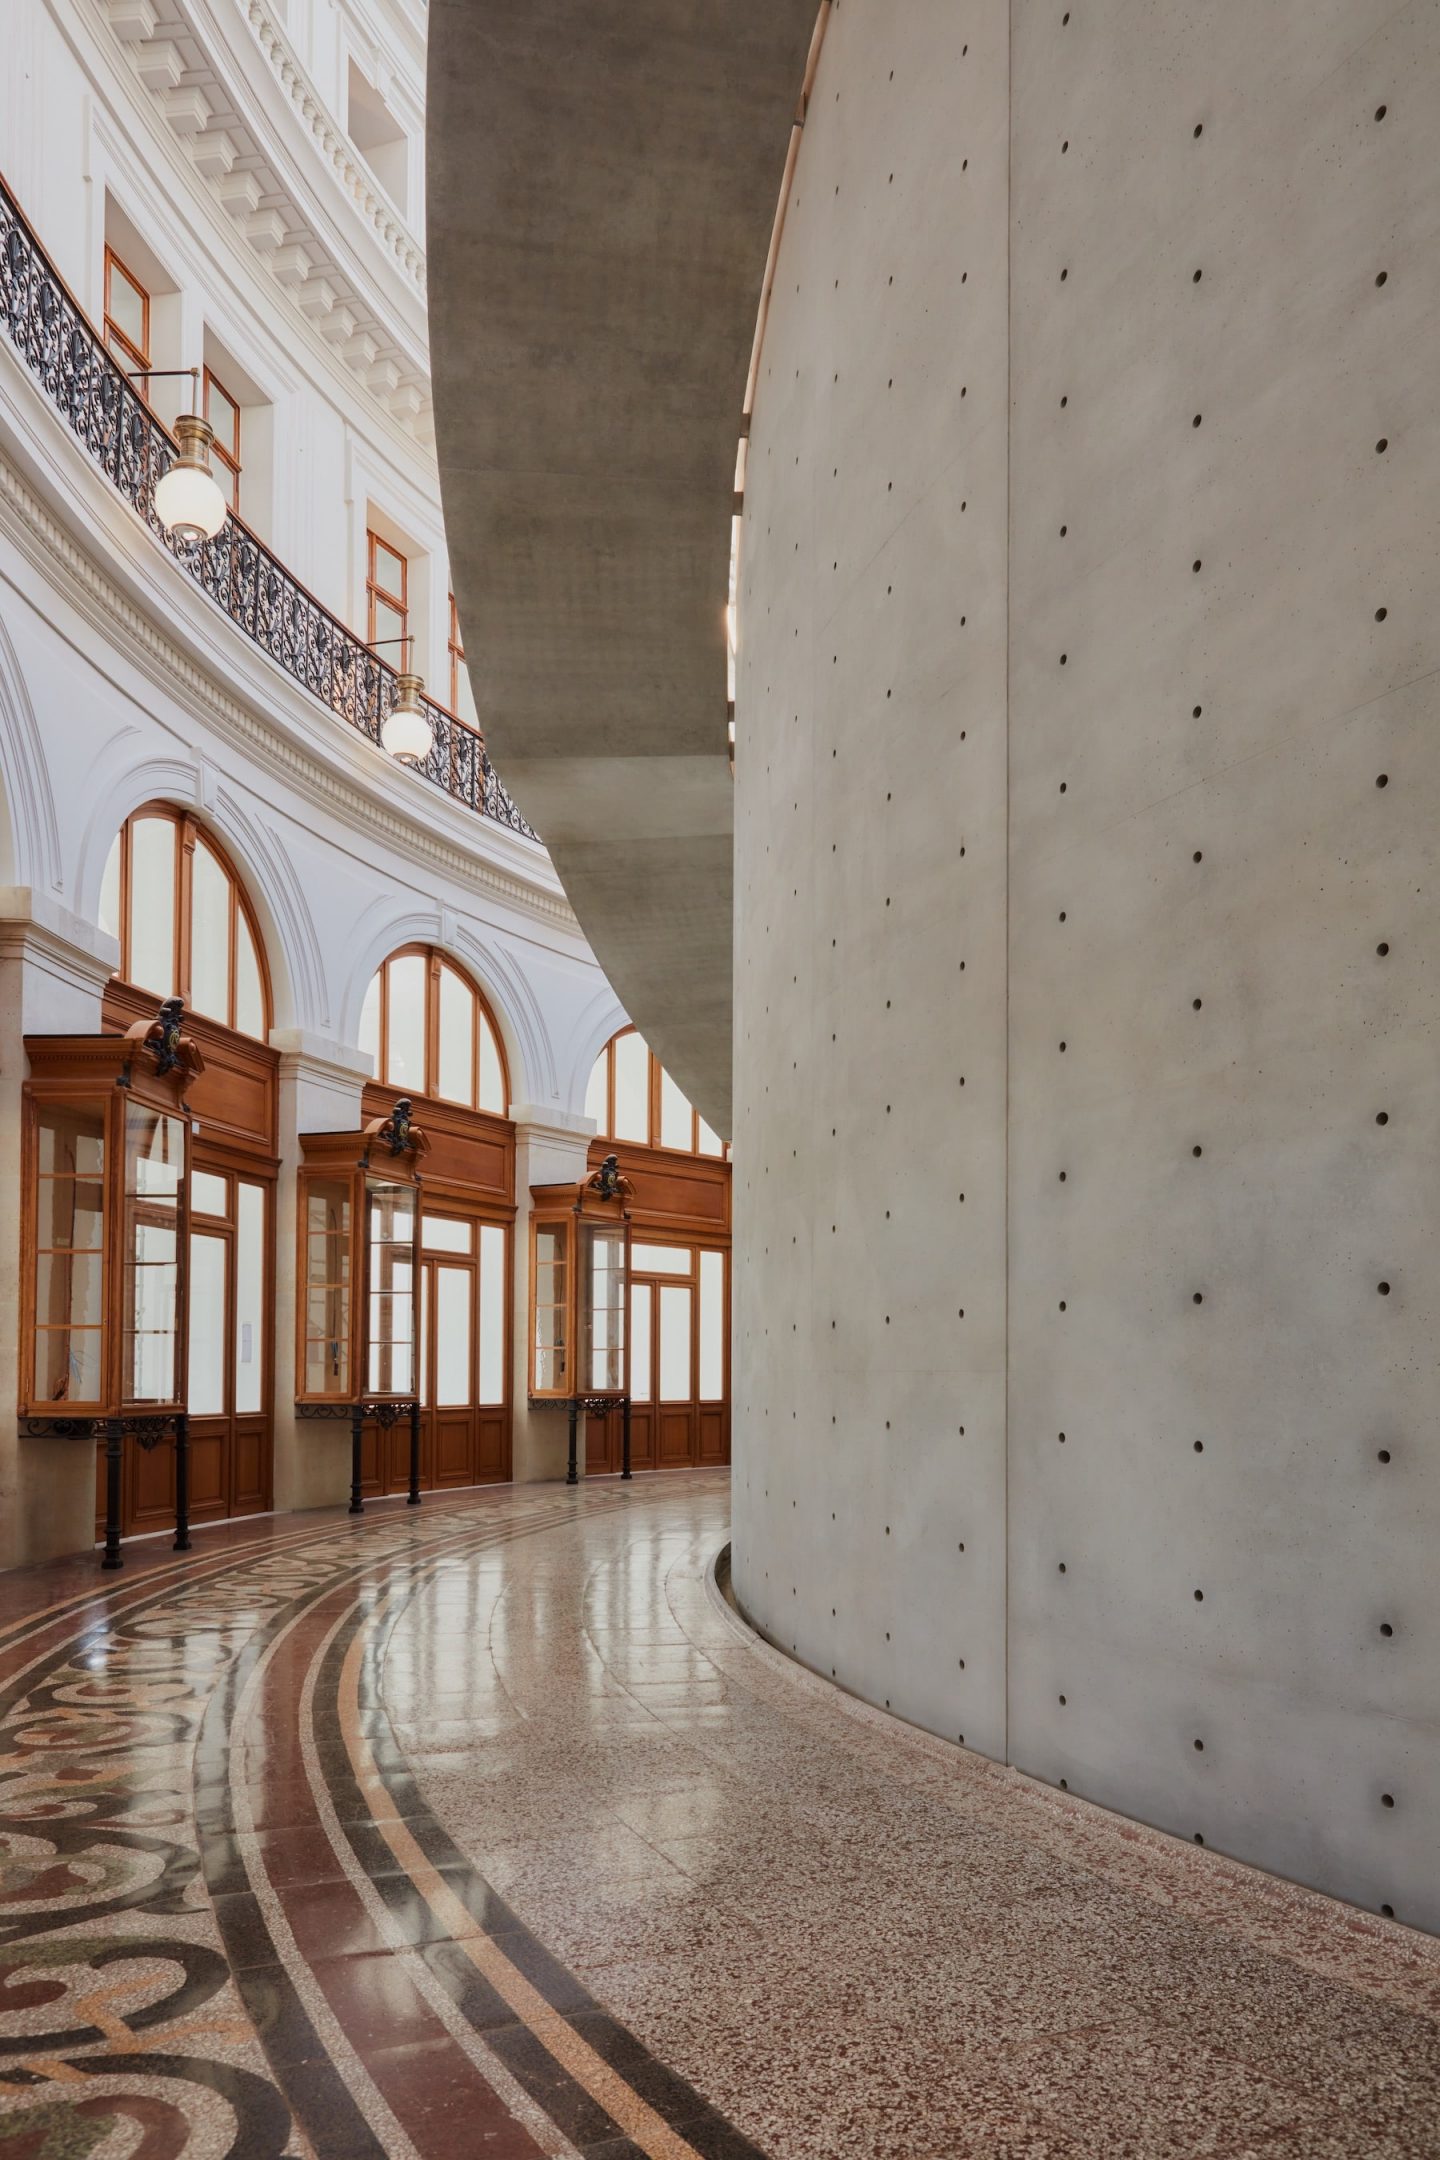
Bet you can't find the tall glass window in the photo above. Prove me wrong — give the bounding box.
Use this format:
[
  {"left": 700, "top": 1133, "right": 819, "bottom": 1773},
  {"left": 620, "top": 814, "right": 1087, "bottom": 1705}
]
[
  {"left": 478, "top": 1223, "right": 506, "bottom": 1405},
  {"left": 533, "top": 1225, "right": 568, "bottom": 1394},
  {"left": 358, "top": 947, "right": 508, "bottom": 1115},
  {"left": 235, "top": 1180, "right": 266, "bottom": 1415},
  {"left": 99, "top": 807, "right": 270, "bottom": 1042},
  {"left": 366, "top": 1182, "right": 416, "bottom": 1395},
  {"left": 304, "top": 1179, "right": 351, "bottom": 1398},
  {"left": 587, "top": 1027, "right": 728, "bottom": 1157},
  {"left": 699, "top": 1249, "right": 725, "bottom": 1401},
  {"left": 33, "top": 1106, "right": 106, "bottom": 1406},
  {"left": 124, "top": 1106, "right": 184, "bottom": 1404}
]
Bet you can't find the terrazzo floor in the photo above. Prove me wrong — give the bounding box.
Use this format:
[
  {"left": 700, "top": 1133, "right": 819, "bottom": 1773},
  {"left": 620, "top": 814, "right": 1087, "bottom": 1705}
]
[{"left": 2, "top": 1469, "right": 1439, "bottom": 2158}]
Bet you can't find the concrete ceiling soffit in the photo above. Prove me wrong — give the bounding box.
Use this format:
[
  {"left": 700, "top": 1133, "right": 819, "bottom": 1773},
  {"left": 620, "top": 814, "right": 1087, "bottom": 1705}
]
[{"left": 427, "top": 0, "right": 820, "bottom": 1136}]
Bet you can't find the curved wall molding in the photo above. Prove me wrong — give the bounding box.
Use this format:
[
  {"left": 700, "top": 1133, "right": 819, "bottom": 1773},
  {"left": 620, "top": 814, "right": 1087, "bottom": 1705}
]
[
  {"left": 452, "top": 929, "right": 558, "bottom": 1110},
  {"left": 0, "top": 609, "right": 63, "bottom": 895},
  {"left": 69, "top": 747, "right": 316, "bottom": 1031},
  {"left": 562, "top": 978, "right": 633, "bottom": 1118},
  {"left": 0, "top": 365, "right": 574, "bottom": 938},
  {"left": 210, "top": 783, "right": 323, "bottom": 1031}
]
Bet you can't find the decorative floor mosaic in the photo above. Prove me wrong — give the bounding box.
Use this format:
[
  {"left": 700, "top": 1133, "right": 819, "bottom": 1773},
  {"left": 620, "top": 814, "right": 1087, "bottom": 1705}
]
[{"left": 1, "top": 1472, "right": 1438, "bottom": 2158}]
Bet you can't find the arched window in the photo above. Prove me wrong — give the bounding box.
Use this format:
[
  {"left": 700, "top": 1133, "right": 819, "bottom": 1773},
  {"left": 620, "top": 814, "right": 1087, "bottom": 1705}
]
[
  {"left": 359, "top": 946, "right": 508, "bottom": 1115},
  {"left": 586, "top": 1027, "right": 724, "bottom": 1156},
  {"left": 98, "top": 807, "right": 269, "bottom": 1039}
]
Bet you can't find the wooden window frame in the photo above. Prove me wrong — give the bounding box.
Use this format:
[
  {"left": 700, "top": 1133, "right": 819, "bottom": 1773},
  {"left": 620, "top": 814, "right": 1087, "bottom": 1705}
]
[
  {"left": 447, "top": 591, "right": 466, "bottom": 717},
  {"left": 203, "top": 365, "right": 243, "bottom": 514},
  {"left": 103, "top": 245, "right": 150, "bottom": 378},
  {"left": 589, "top": 1027, "right": 726, "bottom": 1158},
  {"left": 366, "top": 945, "right": 509, "bottom": 1116},
  {"left": 109, "top": 805, "right": 272, "bottom": 1040},
  {"left": 366, "top": 529, "right": 409, "bottom": 651}
]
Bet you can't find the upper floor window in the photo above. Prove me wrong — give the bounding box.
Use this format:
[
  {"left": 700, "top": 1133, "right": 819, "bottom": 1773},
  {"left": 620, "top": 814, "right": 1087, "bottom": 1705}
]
[
  {"left": 586, "top": 1028, "right": 725, "bottom": 1156},
  {"left": 367, "top": 530, "right": 408, "bottom": 652},
  {"left": 203, "top": 367, "right": 243, "bottom": 513},
  {"left": 103, "top": 246, "right": 149, "bottom": 376},
  {"left": 359, "top": 947, "right": 507, "bottom": 1115},
  {"left": 98, "top": 807, "right": 269, "bottom": 1040},
  {"left": 447, "top": 591, "right": 477, "bottom": 725}
]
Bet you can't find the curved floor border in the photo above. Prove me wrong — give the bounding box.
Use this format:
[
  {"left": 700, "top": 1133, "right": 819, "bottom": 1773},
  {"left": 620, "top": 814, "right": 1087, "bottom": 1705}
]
[
  {"left": 0, "top": 1485, "right": 771, "bottom": 2160},
  {"left": 705, "top": 1540, "right": 1440, "bottom": 2015}
]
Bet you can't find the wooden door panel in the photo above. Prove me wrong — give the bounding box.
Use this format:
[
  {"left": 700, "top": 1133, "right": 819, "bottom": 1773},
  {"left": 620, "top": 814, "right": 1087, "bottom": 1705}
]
[
  {"left": 476, "top": 1411, "right": 509, "bottom": 1482},
  {"left": 698, "top": 1408, "right": 728, "bottom": 1465},
  {"left": 585, "top": 1409, "right": 613, "bottom": 1474},
  {"left": 187, "top": 1420, "right": 227, "bottom": 1516},
  {"left": 359, "top": 1421, "right": 384, "bottom": 1496},
  {"left": 434, "top": 1412, "right": 472, "bottom": 1486},
  {"left": 232, "top": 1419, "right": 268, "bottom": 1512},
  {"left": 129, "top": 1435, "right": 175, "bottom": 1530},
  {"left": 636, "top": 1407, "right": 659, "bottom": 1470},
  {"left": 657, "top": 1409, "right": 694, "bottom": 1467},
  {"left": 382, "top": 1420, "right": 417, "bottom": 1494}
]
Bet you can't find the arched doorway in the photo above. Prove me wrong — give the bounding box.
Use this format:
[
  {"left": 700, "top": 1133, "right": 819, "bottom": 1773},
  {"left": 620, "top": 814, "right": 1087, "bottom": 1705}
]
[
  {"left": 583, "top": 1026, "right": 731, "bottom": 1472},
  {"left": 357, "top": 946, "right": 515, "bottom": 1493},
  {"left": 98, "top": 805, "right": 278, "bottom": 1533}
]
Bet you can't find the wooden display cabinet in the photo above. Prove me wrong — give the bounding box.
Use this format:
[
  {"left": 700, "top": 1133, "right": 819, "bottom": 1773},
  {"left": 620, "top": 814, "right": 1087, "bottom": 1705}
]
[
  {"left": 295, "top": 1099, "right": 426, "bottom": 1511},
  {"left": 529, "top": 1154, "right": 633, "bottom": 1482},
  {"left": 20, "top": 1000, "right": 201, "bottom": 1567}
]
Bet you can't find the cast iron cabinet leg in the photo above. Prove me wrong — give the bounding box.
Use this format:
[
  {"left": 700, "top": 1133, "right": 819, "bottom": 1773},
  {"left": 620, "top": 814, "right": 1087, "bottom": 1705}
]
[
  {"left": 173, "top": 1412, "right": 191, "bottom": 1552},
  {"left": 622, "top": 1396, "right": 632, "bottom": 1481},
  {"left": 349, "top": 1404, "right": 365, "bottom": 1515},
  {"left": 566, "top": 1398, "right": 579, "bottom": 1486},
  {"left": 102, "top": 1419, "right": 124, "bottom": 1570},
  {"left": 408, "top": 1398, "right": 421, "bottom": 1506}
]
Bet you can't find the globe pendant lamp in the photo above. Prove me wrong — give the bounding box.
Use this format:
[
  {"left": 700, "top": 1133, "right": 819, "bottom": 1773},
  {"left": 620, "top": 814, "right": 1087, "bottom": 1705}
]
[
  {"left": 153, "top": 413, "right": 228, "bottom": 546},
  {"left": 381, "top": 670, "right": 434, "bottom": 764}
]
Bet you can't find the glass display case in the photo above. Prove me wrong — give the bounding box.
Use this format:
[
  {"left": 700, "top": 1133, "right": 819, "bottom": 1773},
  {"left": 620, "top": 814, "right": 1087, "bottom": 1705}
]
[
  {"left": 21, "top": 1000, "right": 201, "bottom": 1567},
  {"left": 529, "top": 1154, "right": 633, "bottom": 1481},
  {"left": 295, "top": 1099, "right": 426, "bottom": 1511}
]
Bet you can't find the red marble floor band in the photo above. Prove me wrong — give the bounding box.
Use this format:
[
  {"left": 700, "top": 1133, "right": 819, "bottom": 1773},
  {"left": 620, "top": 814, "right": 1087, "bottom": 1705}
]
[
  {"left": 196, "top": 1504, "right": 765, "bottom": 2158},
  {"left": 0, "top": 1487, "right": 769, "bottom": 2157}
]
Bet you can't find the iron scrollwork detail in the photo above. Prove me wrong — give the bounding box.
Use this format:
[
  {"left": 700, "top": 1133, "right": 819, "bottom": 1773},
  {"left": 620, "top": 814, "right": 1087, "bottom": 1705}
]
[
  {"left": 363, "top": 1400, "right": 415, "bottom": 1430},
  {"left": 24, "top": 1414, "right": 181, "bottom": 1449},
  {"left": 297, "top": 1400, "right": 417, "bottom": 1427},
  {"left": 0, "top": 177, "right": 538, "bottom": 842}
]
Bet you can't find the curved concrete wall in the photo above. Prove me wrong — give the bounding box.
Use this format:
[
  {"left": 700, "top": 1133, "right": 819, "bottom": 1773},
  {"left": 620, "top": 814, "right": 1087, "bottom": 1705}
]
[{"left": 732, "top": 0, "right": 1440, "bottom": 1930}]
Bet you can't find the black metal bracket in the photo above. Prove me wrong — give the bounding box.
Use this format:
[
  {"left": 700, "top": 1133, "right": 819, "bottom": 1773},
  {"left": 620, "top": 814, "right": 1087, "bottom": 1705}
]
[
  {"left": 26, "top": 1413, "right": 190, "bottom": 1569},
  {"left": 300, "top": 1400, "right": 421, "bottom": 1517}
]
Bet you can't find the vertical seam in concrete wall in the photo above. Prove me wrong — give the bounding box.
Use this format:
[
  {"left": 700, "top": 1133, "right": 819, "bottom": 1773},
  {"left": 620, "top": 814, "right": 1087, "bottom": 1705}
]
[{"left": 1002, "top": 0, "right": 1014, "bottom": 1770}]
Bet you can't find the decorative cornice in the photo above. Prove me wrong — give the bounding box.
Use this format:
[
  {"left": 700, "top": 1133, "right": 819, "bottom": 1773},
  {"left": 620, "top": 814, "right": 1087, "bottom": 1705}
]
[
  {"left": 0, "top": 450, "right": 579, "bottom": 939},
  {"left": 94, "top": 0, "right": 433, "bottom": 445},
  {"left": 243, "top": 0, "right": 425, "bottom": 289}
]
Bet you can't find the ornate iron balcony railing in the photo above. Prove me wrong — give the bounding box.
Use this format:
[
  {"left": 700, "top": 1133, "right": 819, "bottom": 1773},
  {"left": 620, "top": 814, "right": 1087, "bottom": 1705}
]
[{"left": 0, "top": 174, "right": 537, "bottom": 841}]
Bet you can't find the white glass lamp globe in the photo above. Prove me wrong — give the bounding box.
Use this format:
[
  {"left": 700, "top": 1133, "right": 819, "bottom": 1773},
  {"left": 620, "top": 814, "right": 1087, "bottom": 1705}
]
[
  {"left": 153, "top": 414, "right": 228, "bottom": 546},
  {"left": 381, "top": 673, "right": 435, "bottom": 764}
]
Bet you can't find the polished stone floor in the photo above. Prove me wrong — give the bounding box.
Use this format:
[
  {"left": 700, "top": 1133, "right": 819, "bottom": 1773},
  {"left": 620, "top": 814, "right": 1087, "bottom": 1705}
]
[{"left": 2, "top": 1472, "right": 1438, "bottom": 2159}]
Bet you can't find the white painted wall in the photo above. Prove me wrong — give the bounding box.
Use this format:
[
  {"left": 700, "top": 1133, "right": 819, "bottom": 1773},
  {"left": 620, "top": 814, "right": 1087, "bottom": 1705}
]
[
  {"left": 0, "top": 0, "right": 628, "bottom": 1565},
  {"left": 733, "top": 0, "right": 1440, "bottom": 1932}
]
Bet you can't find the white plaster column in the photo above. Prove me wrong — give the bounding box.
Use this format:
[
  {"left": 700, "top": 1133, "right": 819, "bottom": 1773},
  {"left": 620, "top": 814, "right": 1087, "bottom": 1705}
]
[
  {"left": 509, "top": 1104, "right": 595, "bottom": 1484},
  {"left": 269, "top": 1027, "right": 372, "bottom": 1514},
  {"left": 0, "top": 889, "right": 118, "bottom": 1569}
]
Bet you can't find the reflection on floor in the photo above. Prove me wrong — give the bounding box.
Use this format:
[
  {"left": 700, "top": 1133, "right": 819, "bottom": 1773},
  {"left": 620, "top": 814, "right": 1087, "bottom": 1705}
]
[{"left": 1, "top": 1472, "right": 1437, "bottom": 2159}]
